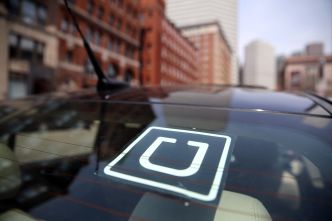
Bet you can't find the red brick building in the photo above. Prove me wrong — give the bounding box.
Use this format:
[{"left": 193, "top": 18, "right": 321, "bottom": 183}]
[
  {"left": 139, "top": 0, "right": 198, "bottom": 86},
  {"left": 0, "top": 0, "right": 199, "bottom": 99},
  {"left": 56, "top": 0, "right": 141, "bottom": 90},
  {"left": 180, "top": 22, "right": 232, "bottom": 85}
]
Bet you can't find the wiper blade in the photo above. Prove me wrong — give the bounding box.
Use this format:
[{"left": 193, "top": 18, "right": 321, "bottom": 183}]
[{"left": 63, "top": 0, "right": 129, "bottom": 93}]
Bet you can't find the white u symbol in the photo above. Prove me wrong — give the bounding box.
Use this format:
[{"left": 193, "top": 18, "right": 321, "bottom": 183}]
[{"left": 139, "top": 137, "right": 209, "bottom": 177}]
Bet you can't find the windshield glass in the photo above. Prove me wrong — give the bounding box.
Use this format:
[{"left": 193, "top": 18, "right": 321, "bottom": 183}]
[
  {"left": 1, "top": 0, "right": 331, "bottom": 101},
  {"left": 0, "top": 0, "right": 331, "bottom": 220},
  {"left": 1, "top": 92, "right": 331, "bottom": 221}
]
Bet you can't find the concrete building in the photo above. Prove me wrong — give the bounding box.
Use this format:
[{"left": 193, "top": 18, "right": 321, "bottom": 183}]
[
  {"left": 180, "top": 22, "right": 231, "bottom": 84},
  {"left": 244, "top": 40, "right": 276, "bottom": 90},
  {"left": 306, "top": 43, "right": 324, "bottom": 56},
  {"left": 139, "top": 0, "right": 198, "bottom": 86},
  {"left": 166, "top": 0, "right": 238, "bottom": 84},
  {"left": 283, "top": 55, "right": 332, "bottom": 97},
  {"left": 0, "top": 1, "right": 58, "bottom": 99}
]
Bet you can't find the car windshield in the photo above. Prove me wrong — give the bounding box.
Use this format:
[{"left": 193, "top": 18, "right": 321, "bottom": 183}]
[
  {"left": 1, "top": 0, "right": 332, "bottom": 220},
  {"left": 0, "top": 88, "right": 332, "bottom": 221}
]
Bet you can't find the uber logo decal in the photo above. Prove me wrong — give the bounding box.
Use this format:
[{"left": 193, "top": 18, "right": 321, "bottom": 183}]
[{"left": 104, "top": 127, "right": 232, "bottom": 202}]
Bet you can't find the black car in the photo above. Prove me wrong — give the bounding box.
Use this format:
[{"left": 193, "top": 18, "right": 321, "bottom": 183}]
[{"left": 0, "top": 85, "right": 332, "bottom": 221}]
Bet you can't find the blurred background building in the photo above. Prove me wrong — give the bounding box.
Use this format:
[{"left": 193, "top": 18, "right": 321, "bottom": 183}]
[
  {"left": 0, "top": 0, "right": 209, "bottom": 100},
  {"left": 56, "top": 0, "right": 141, "bottom": 89},
  {"left": 139, "top": 0, "right": 198, "bottom": 86},
  {"left": 282, "top": 43, "right": 332, "bottom": 97},
  {"left": 0, "top": 1, "right": 58, "bottom": 99},
  {"left": 276, "top": 55, "right": 286, "bottom": 90},
  {"left": 243, "top": 40, "right": 276, "bottom": 90},
  {"left": 1, "top": 0, "right": 330, "bottom": 100},
  {"left": 166, "top": 0, "right": 238, "bottom": 84},
  {"left": 305, "top": 43, "right": 324, "bottom": 56},
  {"left": 180, "top": 22, "right": 231, "bottom": 84},
  {"left": 0, "top": 0, "right": 141, "bottom": 99}
]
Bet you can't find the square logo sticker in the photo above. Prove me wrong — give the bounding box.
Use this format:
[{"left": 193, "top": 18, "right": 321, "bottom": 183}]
[{"left": 104, "top": 127, "right": 232, "bottom": 202}]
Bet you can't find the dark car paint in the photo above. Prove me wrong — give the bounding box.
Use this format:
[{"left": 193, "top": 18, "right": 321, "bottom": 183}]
[{"left": 0, "top": 86, "right": 332, "bottom": 221}]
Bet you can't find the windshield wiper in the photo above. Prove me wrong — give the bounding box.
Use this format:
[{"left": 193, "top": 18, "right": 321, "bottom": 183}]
[{"left": 63, "top": 0, "right": 129, "bottom": 93}]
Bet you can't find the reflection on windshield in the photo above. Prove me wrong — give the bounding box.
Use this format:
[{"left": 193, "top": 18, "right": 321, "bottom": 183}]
[{"left": 0, "top": 90, "right": 332, "bottom": 221}]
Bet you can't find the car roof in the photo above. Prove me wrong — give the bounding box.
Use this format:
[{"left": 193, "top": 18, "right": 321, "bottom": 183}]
[{"left": 63, "top": 85, "right": 331, "bottom": 118}]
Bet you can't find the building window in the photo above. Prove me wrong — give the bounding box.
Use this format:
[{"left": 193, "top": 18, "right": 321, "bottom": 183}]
[
  {"left": 22, "top": 0, "right": 36, "bottom": 24},
  {"left": 107, "top": 63, "right": 117, "bottom": 78},
  {"left": 84, "top": 59, "right": 94, "bottom": 74},
  {"left": 87, "top": 0, "right": 94, "bottom": 15},
  {"left": 20, "top": 38, "right": 35, "bottom": 60},
  {"left": 139, "top": 14, "right": 145, "bottom": 22},
  {"left": 97, "top": 6, "right": 104, "bottom": 19},
  {"left": 108, "top": 38, "right": 113, "bottom": 51},
  {"left": 291, "top": 71, "right": 301, "bottom": 87},
  {"left": 125, "top": 45, "right": 130, "bottom": 57},
  {"left": 124, "top": 69, "right": 133, "bottom": 83},
  {"left": 109, "top": 15, "right": 115, "bottom": 25},
  {"left": 7, "top": 0, "right": 47, "bottom": 25},
  {"left": 131, "top": 28, "right": 136, "bottom": 38},
  {"left": 9, "top": 33, "right": 44, "bottom": 63},
  {"left": 86, "top": 27, "right": 93, "bottom": 42},
  {"left": 68, "top": 22, "right": 76, "bottom": 34},
  {"left": 65, "top": 50, "right": 74, "bottom": 63},
  {"left": 117, "top": 19, "right": 122, "bottom": 30},
  {"left": 126, "top": 25, "right": 131, "bottom": 34},
  {"left": 114, "top": 39, "right": 121, "bottom": 53},
  {"left": 125, "top": 45, "right": 135, "bottom": 59},
  {"left": 37, "top": 4, "right": 47, "bottom": 25},
  {"left": 9, "top": 33, "right": 19, "bottom": 58},
  {"left": 7, "top": 0, "right": 20, "bottom": 15},
  {"left": 118, "top": 0, "right": 123, "bottom": 8},
  {"left": 133, "top": 11, "right": 138, "bottom": 19},
  {"left": 36, "top": 43, "right": 44, "bottom": 62},
  {"left": 20, "top": 0, "right": 47, "bottom": 25},
  {"left": 61, "top": 19, "right": 69, "bottom": 32},
  {"left": 9, "top": 74, "right": 28, "bottom": 99},
  {"left": 95, "top": 31, "right": 101, "bottom": 45}
]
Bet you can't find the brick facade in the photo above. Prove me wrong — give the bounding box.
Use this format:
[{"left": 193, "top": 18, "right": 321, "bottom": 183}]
[
  {"left": 181, "top": 22, "right": 232, "bottom": 85},
  {"left": 56, "top": 0, "right": 141, "bottom": 90},
  {"left": 139, "top": 0, "right": 198, "bottom": 86},
  {"left": 1, "top": 0, "right": 214, "bottom": 99}
]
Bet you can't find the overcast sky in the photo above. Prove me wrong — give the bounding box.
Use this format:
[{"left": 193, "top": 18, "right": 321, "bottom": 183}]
[{"left": 238, "top": 0, "right": 332, "bottom": 63}]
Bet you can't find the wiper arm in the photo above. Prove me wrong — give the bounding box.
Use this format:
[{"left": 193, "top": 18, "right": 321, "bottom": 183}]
[{"left": 63, "top": 0, "right": 129, "bottom": 93}]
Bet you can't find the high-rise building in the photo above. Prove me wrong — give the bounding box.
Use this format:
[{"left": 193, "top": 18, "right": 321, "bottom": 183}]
[
  {"left": 244, "top": 40, "right": 276, "bottom": 90},
  {"left": 139, "top": 0, "right": 198, "bottom": 86},
  {"left": 166, "top": 0, "right": 238, "bottom": 84},
  {"left": 180, "top": 22, "right": 231, "bottom": 84}
]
